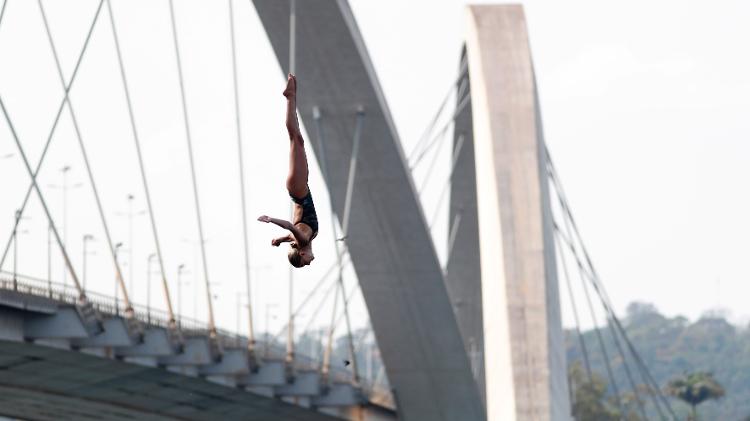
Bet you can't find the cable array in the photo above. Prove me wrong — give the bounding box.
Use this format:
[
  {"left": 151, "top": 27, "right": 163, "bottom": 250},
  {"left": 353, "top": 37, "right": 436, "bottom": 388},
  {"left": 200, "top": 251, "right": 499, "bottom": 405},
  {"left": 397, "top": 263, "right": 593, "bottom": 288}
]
[{"left": 546, "top": 146, "right": 676, "bottom": 420}]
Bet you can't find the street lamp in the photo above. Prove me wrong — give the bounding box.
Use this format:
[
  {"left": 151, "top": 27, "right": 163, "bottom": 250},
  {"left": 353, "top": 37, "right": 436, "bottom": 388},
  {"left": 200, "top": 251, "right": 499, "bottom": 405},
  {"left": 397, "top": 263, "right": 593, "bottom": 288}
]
[
  {"left": 12, "top": 209, "right": 30, "bottom": 290},
  {"left": 116, "top": 194, "right": 145, "bottom": 298},
  {"left": 48, "top": 165, "right": 83, "bottom": 289},
  {"left": 82, "top": 234, "right": 94, "bottom": 293},
  {"left": 200, "top": 280, "right": 221, "bottom": 320},
  {"left": 265, "top": 303, "right": 279, "bottom": 356},
  {"left": 47, "top": 223, "right": 52, "bottom": 297},
  {"left": 235, "top": 292, "right": 254, "bottom": 345},
  {"left": 147, "top": 253, "right": 157, "bottom": 324},
  {"left": 114, "top": 242, "right": 124, "bottom": 315},
  {"left": 180, "top": 237, "right": 201, "bottom": 321},
  {"left": 236, "top": 292, "right": 245, "bottom": 337},
  {"left": 177, "top": 264, "right": 189, "bottom": 328}
]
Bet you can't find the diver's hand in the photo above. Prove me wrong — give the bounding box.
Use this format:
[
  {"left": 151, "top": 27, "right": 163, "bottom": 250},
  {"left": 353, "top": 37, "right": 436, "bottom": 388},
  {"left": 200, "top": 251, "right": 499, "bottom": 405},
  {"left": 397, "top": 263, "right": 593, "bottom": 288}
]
[{"left": 257, "top": 215, "right": 272, "bottom": 223}]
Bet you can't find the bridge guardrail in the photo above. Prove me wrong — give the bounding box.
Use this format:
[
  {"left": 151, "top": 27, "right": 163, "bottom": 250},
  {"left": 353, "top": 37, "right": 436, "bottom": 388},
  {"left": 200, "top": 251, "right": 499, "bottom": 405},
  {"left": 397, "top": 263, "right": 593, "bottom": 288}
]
[{"left": 0, "top": 271, "right": 393, "bottom": 406}]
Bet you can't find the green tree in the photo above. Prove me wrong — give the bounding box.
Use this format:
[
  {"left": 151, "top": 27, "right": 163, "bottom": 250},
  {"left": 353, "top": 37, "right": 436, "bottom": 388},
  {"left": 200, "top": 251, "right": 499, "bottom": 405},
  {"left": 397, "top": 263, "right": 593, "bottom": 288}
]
[
  {"left": 569, "top": 362, "right": 622, "bottom": 421},
  {"left": 664, "top": 371, "right": 725, "bottom": 420}
]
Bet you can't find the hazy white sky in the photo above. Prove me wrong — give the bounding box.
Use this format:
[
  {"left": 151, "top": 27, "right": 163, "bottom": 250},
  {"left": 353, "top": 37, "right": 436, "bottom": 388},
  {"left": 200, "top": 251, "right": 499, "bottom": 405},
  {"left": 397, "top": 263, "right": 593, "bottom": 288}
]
[{"left": 0, "top": 0, "right": 747, "bottom": 339}]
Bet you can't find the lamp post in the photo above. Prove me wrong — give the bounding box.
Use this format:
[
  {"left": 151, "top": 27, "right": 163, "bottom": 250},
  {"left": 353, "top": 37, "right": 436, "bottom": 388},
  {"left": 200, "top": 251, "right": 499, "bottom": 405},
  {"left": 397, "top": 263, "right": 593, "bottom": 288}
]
[
  {"left": 48, "top": 165, "right": 82, "bottom": 290},
  {"left": 177, "top": 264, "right": 188, "bottom": 328},
  {"left": 265, "top": 303, "right": 279, "bottom": 356},
  {"left": 82, "top": 234, "right": 94, "bottom": 293},
  {"left": 11, "top": 209, "right": 29, "bottom": 290},
  {"left": 147, "top": 253, "right": 157, "bottom": 324},
  {"left": 114, "top": 242, "right": 124, "bottom": 315},
  {"left": 236, "top": 292, "right": 243, "bottom": 336},
  {"left": 236, "top": 292, "right": 251, "bottom": 344},
  {"left": 47, "top": 223, "right": 52, "bottom": 297},
  {"left": 203, "top": 280, "right": 221, "bottom": 320},
  {"left": 116, "top": 194, "right": 145, "bottom": 298},
  {"left": 180, "top": 237, "right": 201, "bottom": 322}
]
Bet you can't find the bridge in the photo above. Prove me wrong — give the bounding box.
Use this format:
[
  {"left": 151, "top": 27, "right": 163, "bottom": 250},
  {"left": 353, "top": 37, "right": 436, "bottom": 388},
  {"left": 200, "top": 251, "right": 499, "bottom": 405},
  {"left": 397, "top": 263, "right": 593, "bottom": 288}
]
[{"left": 0, "top": 1, "right": 677, "bottom": 420}]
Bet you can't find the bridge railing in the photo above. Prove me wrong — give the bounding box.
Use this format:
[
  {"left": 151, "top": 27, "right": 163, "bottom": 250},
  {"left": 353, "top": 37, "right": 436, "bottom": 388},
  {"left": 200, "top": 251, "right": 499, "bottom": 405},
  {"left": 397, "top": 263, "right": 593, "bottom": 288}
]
[{"left": 0, "top": 271, "right": 393, "bottom": 405}]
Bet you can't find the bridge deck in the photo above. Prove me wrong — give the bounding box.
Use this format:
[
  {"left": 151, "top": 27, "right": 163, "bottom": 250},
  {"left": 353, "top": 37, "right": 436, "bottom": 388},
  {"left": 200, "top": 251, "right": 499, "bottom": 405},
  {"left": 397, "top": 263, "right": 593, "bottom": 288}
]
[
  {"left": 0, "top": 275, "right": 397, "bottom": 421},
  {"left": 0, "top": 339, "right": 337, "bottom": 421}
]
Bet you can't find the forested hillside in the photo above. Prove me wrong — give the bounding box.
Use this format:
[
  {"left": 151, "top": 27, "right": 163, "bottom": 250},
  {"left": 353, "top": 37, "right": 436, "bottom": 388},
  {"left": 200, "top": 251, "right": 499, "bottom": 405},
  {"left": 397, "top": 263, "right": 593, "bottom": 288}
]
[{"left": 566, "top": 302, "right": 750, "bottom": 420}]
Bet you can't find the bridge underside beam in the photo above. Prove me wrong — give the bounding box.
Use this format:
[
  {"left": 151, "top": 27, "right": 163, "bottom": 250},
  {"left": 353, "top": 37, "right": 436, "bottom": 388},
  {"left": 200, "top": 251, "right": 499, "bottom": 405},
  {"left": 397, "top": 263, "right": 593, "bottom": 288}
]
[
  {"left": 252, "top": 1, "right": 484, "bottom": 420},
  {"left": 0, "top": 298, "right": 395, "bottom": 420},
  {"left": 0, "top": 339, "right": 345, "bottom": 421}
]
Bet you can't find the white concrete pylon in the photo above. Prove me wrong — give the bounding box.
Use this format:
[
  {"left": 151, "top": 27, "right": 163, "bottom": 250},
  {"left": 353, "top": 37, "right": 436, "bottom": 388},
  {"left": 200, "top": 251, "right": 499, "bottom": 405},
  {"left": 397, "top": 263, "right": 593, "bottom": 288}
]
[{"left": 465, "top": 5, "right": 571, "bottom": 421}]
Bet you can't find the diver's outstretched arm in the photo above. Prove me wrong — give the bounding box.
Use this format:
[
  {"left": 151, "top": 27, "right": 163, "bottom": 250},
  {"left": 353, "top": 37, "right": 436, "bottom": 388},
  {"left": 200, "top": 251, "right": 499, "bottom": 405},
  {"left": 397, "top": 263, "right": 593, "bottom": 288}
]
[
  {"left": 258, "top": 215, "right": 292, "bottom": 230},
  {"left": 258, "top": 215, "right": 305, "bottom": 242}
]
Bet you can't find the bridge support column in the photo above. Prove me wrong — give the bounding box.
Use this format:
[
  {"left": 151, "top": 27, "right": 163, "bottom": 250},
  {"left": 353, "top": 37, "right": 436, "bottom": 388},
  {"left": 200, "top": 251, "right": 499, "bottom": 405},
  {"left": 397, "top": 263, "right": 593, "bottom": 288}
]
[{"left": 465, "top": 5, "right": 570, "bottom": 420}]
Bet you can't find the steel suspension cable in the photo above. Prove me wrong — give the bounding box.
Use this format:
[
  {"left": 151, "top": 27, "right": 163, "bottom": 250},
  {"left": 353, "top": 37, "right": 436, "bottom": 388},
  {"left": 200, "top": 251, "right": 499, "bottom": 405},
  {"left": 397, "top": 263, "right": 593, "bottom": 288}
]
[
  {"left": 445, "top": 209, "right": 462, "bottom": 265},
  {"left": 274, "top": 254, "right": 351, "bottom": 339},
  {"left": 555, "top": 185, "right": 646, "bottom": 419},
  {"left": 546, "top": 151, "right": 674, "bottom": 415},
  {"left": 556, "top": 196, "right": 648, "bottom": 419},
  {"left": 560, "top": 214, "right": 664, "bottom": 419},
  {"left": 545, "top": 160, "right": 628, "bottom": 419},
  {"left": 332, "top": 282, "right": 360, "bottom": 331},
  {"left": 407, "top": 58, "right": 468, "bottom": 163},
  {"left": 552, "top": 225, "right": 594, "bottom": 384},
  {"left": 407, "top": 85, "right": 453, "bottom": 163},
  {"left": 550, "top": 170, "right": 632, "bottom": 419},
  {"left": 555, "top": 212, "right": 666, "bottom": 418},
  {"left": 273, "top": 270, "right": 338, "bottom": 341},
  {"left": 273, "top": 253, "right": 351, "bottom": 336},
  {"left": 227, "top": 0, "right": 255, "bottom": 354},
  {"left": 320, "top": 280, "right": 362, "bottom": 369},
  {"left": 38, "top": 0, "right": 136, "bottom": 319},
  {"left": 411, "top": 90, "right": 472, "bottom": 216},
  {"left": 285, "top": 0, "right": 297, "bottom": 368},
  {"left": 0, "top": 0, "right": 104, "bottom": 271},
  {"left": 322, "top": 266, "right": 341, "bottom": 377},
  {"left": 167, "top": 0, "right": 217, "bottom": 337},
  {"left": 576, "top": 242, "right": 626, "bottom": 417},
  {"left": 0, "top": 0, "right": 7, "bottom": 30},
  {"left": 0, "top": 97, "right": 89, "bottom": 302},
  {"left": 315, "top": 106, "right": 364, "bottom": 383},
  {"left": 105, "top": 0, "right": 178, "bottom": 332},
  {"left": 607, "top": 308, "right": 648, "bottom": 419},
  {"left": 320, "top": 282, "right": 362, "bottom": 373},
  {"left": 559, "top": 224, "right": 649, "bottom": 420},
  {"left": 445, "top": 196, "right": 474, "bottom": 270},
  {"left": 289, "top": 0, "right": 296, "bottom": 75},
  {"left": 416, "top": 122, "right": 450, "bottom": 195},
  {"left": 579, "top": 256, "right": 670, "bottom": 419},
  {"left": 426, "top": 133, "right": 465, "bottom": 228},
  {"left": 341, "top": 109, "right": 364, "bottom": 237},
  {"left": 333, "top": 227, "right": 359, "bottom": 383},
  {"left": 299, "top": 274, "right": 340, "bottom": 341},
  {"left": 608, "top": 301, "right": 672, "bottom": 420},
  {"left": 545, "top": 147, "right": 675, "bottom": 419},
  {"left": 409, "top": 85, "right": 471, "bottom": 171},
  {"left": 339, "top": 110, "right": 364, "bottom": 382}
]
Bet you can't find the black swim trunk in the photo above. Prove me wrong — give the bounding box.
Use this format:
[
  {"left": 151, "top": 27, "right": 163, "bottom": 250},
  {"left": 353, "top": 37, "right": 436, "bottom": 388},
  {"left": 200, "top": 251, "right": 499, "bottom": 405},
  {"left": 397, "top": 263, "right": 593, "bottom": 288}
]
[{"left": 290, "top": 188, "right": 319, "bottom": 236}]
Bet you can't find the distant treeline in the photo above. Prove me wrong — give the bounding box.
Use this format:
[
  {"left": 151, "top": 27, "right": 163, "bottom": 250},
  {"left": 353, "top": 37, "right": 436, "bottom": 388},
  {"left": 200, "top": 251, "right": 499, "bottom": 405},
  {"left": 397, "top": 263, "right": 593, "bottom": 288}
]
[{"left": 566, "top": 302, "right": 750, "bottom": 420}]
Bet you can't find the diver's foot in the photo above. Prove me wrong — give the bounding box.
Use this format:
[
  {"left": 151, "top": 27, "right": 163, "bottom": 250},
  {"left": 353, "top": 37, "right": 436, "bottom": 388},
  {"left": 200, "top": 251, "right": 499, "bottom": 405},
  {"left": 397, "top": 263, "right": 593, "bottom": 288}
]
[{"left": 283, "top": 73, "right": 296, "bottom": 98}]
